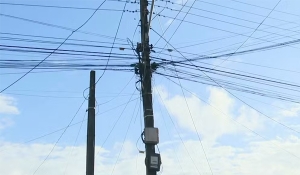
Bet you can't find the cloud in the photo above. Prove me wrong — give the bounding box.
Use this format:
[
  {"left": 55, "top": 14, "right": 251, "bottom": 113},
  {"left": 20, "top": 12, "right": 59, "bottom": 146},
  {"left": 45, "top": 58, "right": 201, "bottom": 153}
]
[
  {"left": 0, "top": 136, "right": 299, "bottom": 175},
  {"left": 0, "top": 95, "right": 19, "bottom": 115},
  {"left": 279, "top": 104, "right": 300, "bottom": 117},
  {"left": 0, "top": 117, "right": 13, "bottom": 130},
  {"left": 154, "top": 86, "right": 264, "bottom": 142},
  {"left": 0, "top": 95, "right": 19, "bottom": 130}
]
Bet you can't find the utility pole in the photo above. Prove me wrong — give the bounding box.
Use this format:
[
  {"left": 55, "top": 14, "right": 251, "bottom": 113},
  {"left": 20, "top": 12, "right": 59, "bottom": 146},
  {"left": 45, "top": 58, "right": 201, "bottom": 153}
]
[
  {"left": 86, "top": 70, "right": 96, "bottom": 175},
  {"left": 138, "top": 0, "right": 161, "bottom": 174}
]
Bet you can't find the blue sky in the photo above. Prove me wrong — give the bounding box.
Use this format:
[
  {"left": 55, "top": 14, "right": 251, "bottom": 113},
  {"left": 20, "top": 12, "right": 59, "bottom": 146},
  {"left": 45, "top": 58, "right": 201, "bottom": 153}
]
[{"left": 0, "top": 0, "right": 300, "bottom": 174}]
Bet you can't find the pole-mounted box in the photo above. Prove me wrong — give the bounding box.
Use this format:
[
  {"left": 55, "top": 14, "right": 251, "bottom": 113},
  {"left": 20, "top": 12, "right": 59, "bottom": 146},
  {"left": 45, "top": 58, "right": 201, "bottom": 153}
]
[
  {"left": 144, "top": 127, "right": 159, "bottom": 144},
  {"left": 145, "top": 153, "right": 161, "bottom": 172}
]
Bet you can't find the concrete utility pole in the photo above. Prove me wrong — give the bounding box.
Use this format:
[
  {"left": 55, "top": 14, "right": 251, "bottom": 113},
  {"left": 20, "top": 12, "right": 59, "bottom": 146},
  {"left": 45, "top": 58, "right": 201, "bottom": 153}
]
[
  {"left": 86, "top": 71, "right": 96, "bottom": 175},
  {"left": 139, "top": 0, "right": 160, "bottom": 174}
]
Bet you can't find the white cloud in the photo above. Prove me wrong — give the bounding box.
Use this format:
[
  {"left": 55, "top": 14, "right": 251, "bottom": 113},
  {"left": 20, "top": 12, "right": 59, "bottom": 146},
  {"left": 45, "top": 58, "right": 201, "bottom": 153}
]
[
  {"left": 0, "top": 95, "right": 19, "bottom": 130},
  {"left": 0, "top": 136, "right": 299, "bottom": 175},
  {"left": 0, "top": 95, "right": 19, "bottom": 115},
  {"left": 0, "top": 117, "right": 13, "bottom": 130},
  {"left": 154, "top": 86, "right": 264, "bottom": 142},
  {"left": 279, "top": 104, "right": 300, "bottom": 117}
]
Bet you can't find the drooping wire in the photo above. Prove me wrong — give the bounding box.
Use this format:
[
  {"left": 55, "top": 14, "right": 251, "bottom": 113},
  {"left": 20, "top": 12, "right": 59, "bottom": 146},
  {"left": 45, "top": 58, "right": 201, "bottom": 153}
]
[
  {"left": 151, "top": 28, "right": 300, "bottom": 134},
  {"left": 162, "top": 75, "right": 300, "bottom": 160},
  {"left": 214, "top": 0, "right": 283, "bottom": 68},
  {"left": 110, "top": 93, "right": 140, "bottom": 174},
  {"left": 0, "top": 0, "right": 109, "bottom": 93},
  {"left": 95, "top": 0, "right": 129, "bottom": 84},
  {"left": 31, "top": 99, "right": 86, "bottom": 175}
]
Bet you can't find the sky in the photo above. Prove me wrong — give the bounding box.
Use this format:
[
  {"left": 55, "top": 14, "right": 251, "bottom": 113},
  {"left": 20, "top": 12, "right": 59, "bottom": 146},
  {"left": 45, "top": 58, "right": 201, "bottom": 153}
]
[{"left": 0, "top": 0, "right": 300, "bottom": 174}]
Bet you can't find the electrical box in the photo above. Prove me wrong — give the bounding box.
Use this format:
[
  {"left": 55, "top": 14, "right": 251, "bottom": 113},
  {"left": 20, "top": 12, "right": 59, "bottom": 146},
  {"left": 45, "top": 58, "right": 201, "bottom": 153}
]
[
  {"left": 144, "top": 127, "right": 159, "bottom": 144},
  {"left": 146, "top": 153, "right": 161, "bottom": 171}
]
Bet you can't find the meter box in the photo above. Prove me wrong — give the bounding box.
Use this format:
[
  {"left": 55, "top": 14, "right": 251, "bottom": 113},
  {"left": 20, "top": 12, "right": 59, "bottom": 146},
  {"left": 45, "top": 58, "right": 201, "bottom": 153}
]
[
  {"left": 146, "top": 153, "right": 161, "bottom": 172},
  {"left": 144, "top": 127, "right": 159, "bottom": 144}
]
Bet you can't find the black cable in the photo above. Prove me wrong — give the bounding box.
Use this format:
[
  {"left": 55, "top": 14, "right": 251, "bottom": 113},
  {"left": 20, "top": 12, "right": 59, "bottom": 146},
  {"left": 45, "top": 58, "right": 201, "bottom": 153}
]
[
  {"left": 162, "top": 75, "right": 300, "bottom": 160},
  {"left": 229, "top": 0, "right": 300, "bottom": 17},
  {"left": 0, "top": 0, "right": 109, "bottom": 93},
  {"left": 0, "top": 36, "right": 132, "bottom": 49},
  {"left": 152, "top": 28, "right": 300, "bottom": 134},
  {"left": 214, "top": 0, "right": 283, "bottom": 67},
  {"left": 0, "top": 2, "right": 126, "bottom": 11},
  {"left": 196, "top": 0, "right": 300, "bottom": 22},
  {"left": 152, "top": 12, "right": 300, "bottom": 47},
  {"left": 96, "top": 0, "right": 129, "bottom": 84},
  {"left": 153, "top": 0, "right": 190, "bottom": 45},
  {"left": 0, "top": 13, "right": 128, "bottom": 42},
  {"left": 153, "top": 3, "right": 300, "bottom": 39},
  {"left": 99, "top": 89, "right": 137, "bottom": 147},
  {"left": 164, "top": 50, "right": 214, "bottom": 175},
  {"left": 110, "top": 93, "right": 139, "bottom": 174},
  {"left": 32, "top": 99, "right": 86, "bottom": 175},
  {"left": 0, "top": 32, "right": 129, "bottom": 45},
  {"left": 0, "top": 97, "right": 140, "bottom": 153},
  {"left": 155, "top": 0, "right": 197, "bottom": 56}
]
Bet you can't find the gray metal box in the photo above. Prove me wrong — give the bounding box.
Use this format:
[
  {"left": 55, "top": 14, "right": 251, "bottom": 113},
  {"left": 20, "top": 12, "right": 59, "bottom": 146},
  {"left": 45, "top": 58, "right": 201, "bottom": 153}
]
[{"left": 144, "top": 127, "right": 159, "bottom": 144}]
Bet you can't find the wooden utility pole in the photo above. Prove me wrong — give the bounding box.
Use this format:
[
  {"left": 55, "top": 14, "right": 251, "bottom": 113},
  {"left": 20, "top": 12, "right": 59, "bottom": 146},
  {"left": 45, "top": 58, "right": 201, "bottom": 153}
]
[
  {"left": 86, "top": 70, "right": 96, "bottom": 175},
  {"left": 139, "top": 0, "right": 160, "bottom": 174}
]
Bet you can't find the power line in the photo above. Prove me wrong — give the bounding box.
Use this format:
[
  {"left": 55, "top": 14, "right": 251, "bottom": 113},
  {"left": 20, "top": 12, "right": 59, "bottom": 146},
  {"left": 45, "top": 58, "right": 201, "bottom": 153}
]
[
  {"left": 214, "top": 0, "right": 283, "bottom": 67},
  {"left": 97, "top": 0, "right": 129, "bottom": 84},
  {"left": 151, "top": 28, "right": 300, "bottom": 134},
  {"left": 0, "top": 0, "right": 109, "bottom": 93},
  {"left": 153, "top": 81, "right": 202, "bottom": 174},
  {"left": 31, "top": 99, "right": 86, "bottom": 175},
  {"left": 0, "top": 2, "right": 129, "bottom": 11},
  {"left": 228, "top": 0, "right": 300, "bottom": 17},
  {"left": 110, "top": 94, "right": 139, "bottom": 175},
  {"left": 0, "top": 13, "right": 128, "bottom": 42},
  {"left": 163, "top": 76, "right": 300, "bottom": 160}
]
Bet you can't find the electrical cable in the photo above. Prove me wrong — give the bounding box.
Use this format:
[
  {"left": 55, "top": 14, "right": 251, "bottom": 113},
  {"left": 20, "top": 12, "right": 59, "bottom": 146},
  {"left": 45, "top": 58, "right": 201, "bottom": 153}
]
[
  {"left": 63, "top": 112, "right": 88, "bottom": 175},
  {"left": 213, "top": 0, "right": 283, "bottom": 68},
  {"left": 0, "top": 97, "right": 140, "bottom": 153},
  {"left": 151, "top": 28, "right": 300, "bottom": 134},
  {"left": 162, "top": 75, "right": 300, "bottom": 160},
  {"left": 0, "top": 2, "right": 127, "bottom": 11},
  {"left": 228, "top": 0, "right": 300, "bottom": 17},
  {"left": 110, "top": 94, "right": 139, "bottom": 174},
  {"left": 31, "top": 99, "right": 86, "bottom": 175},
  {"left": 95, "top": 0, "right": 129, "bottom": 84},
  {"left": 0, "top": 0, "right": 109, "bottom": 93},
  {"left": 153, "top": 0, "right": 190, "bottom": 46},
  {"left": 154, "top": 85, "right": 203, "bottom": 174}
]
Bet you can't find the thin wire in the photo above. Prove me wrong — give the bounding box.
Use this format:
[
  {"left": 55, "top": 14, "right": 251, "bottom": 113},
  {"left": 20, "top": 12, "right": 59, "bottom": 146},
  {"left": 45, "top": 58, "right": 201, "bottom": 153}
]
[
  {"left": 0, "top": 97, "right": 140, "bottom": 153},
  {"left": 63, "top": 112, "right": 88, "bottom": 175},
  {"left": 153, "top": 0, "right": 190, "bottom": 46},
  {"left": 156, "top": 0, "right": 197, "bottom": 57},
  {"left": 163, "top": 76, "right": 300, "bottom": 160},
  {"left": 0, "top": 13, "right": 127, "bottom": 41},
  {"left": 111, "top": 94, "right": 139, "bottom": 174},
  {"left": 214, "top": 0, "right": 283, "bottom": 68},
  {"left": 151, "top": 28, "right": 300, "bottom": 134},
  {"left": 0, "top": 2, "right": 125, "bottom": 11},
  {"left": 229, "top": 0, "right": 300, "bottom": 17},
  {"left": 171, "top": 62, "right": 214, "bottom": 175},
  {"left": 155, "top": 87, "right": 202, "bottom": 174},
  {"left": 31, "top": 99, "right": 86, "bottom": 175},
  {"left": 99, "top": 89, "right": 137, "bottom": 148},
  {"left": 0, "top": 0, "right": 108, "bottom": 93},
  {"left": 152, "top": 80, "right": 184, "bottom": 174},
  {"left": 95, "top": 0, "right": 128, "bottom": 84}
]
